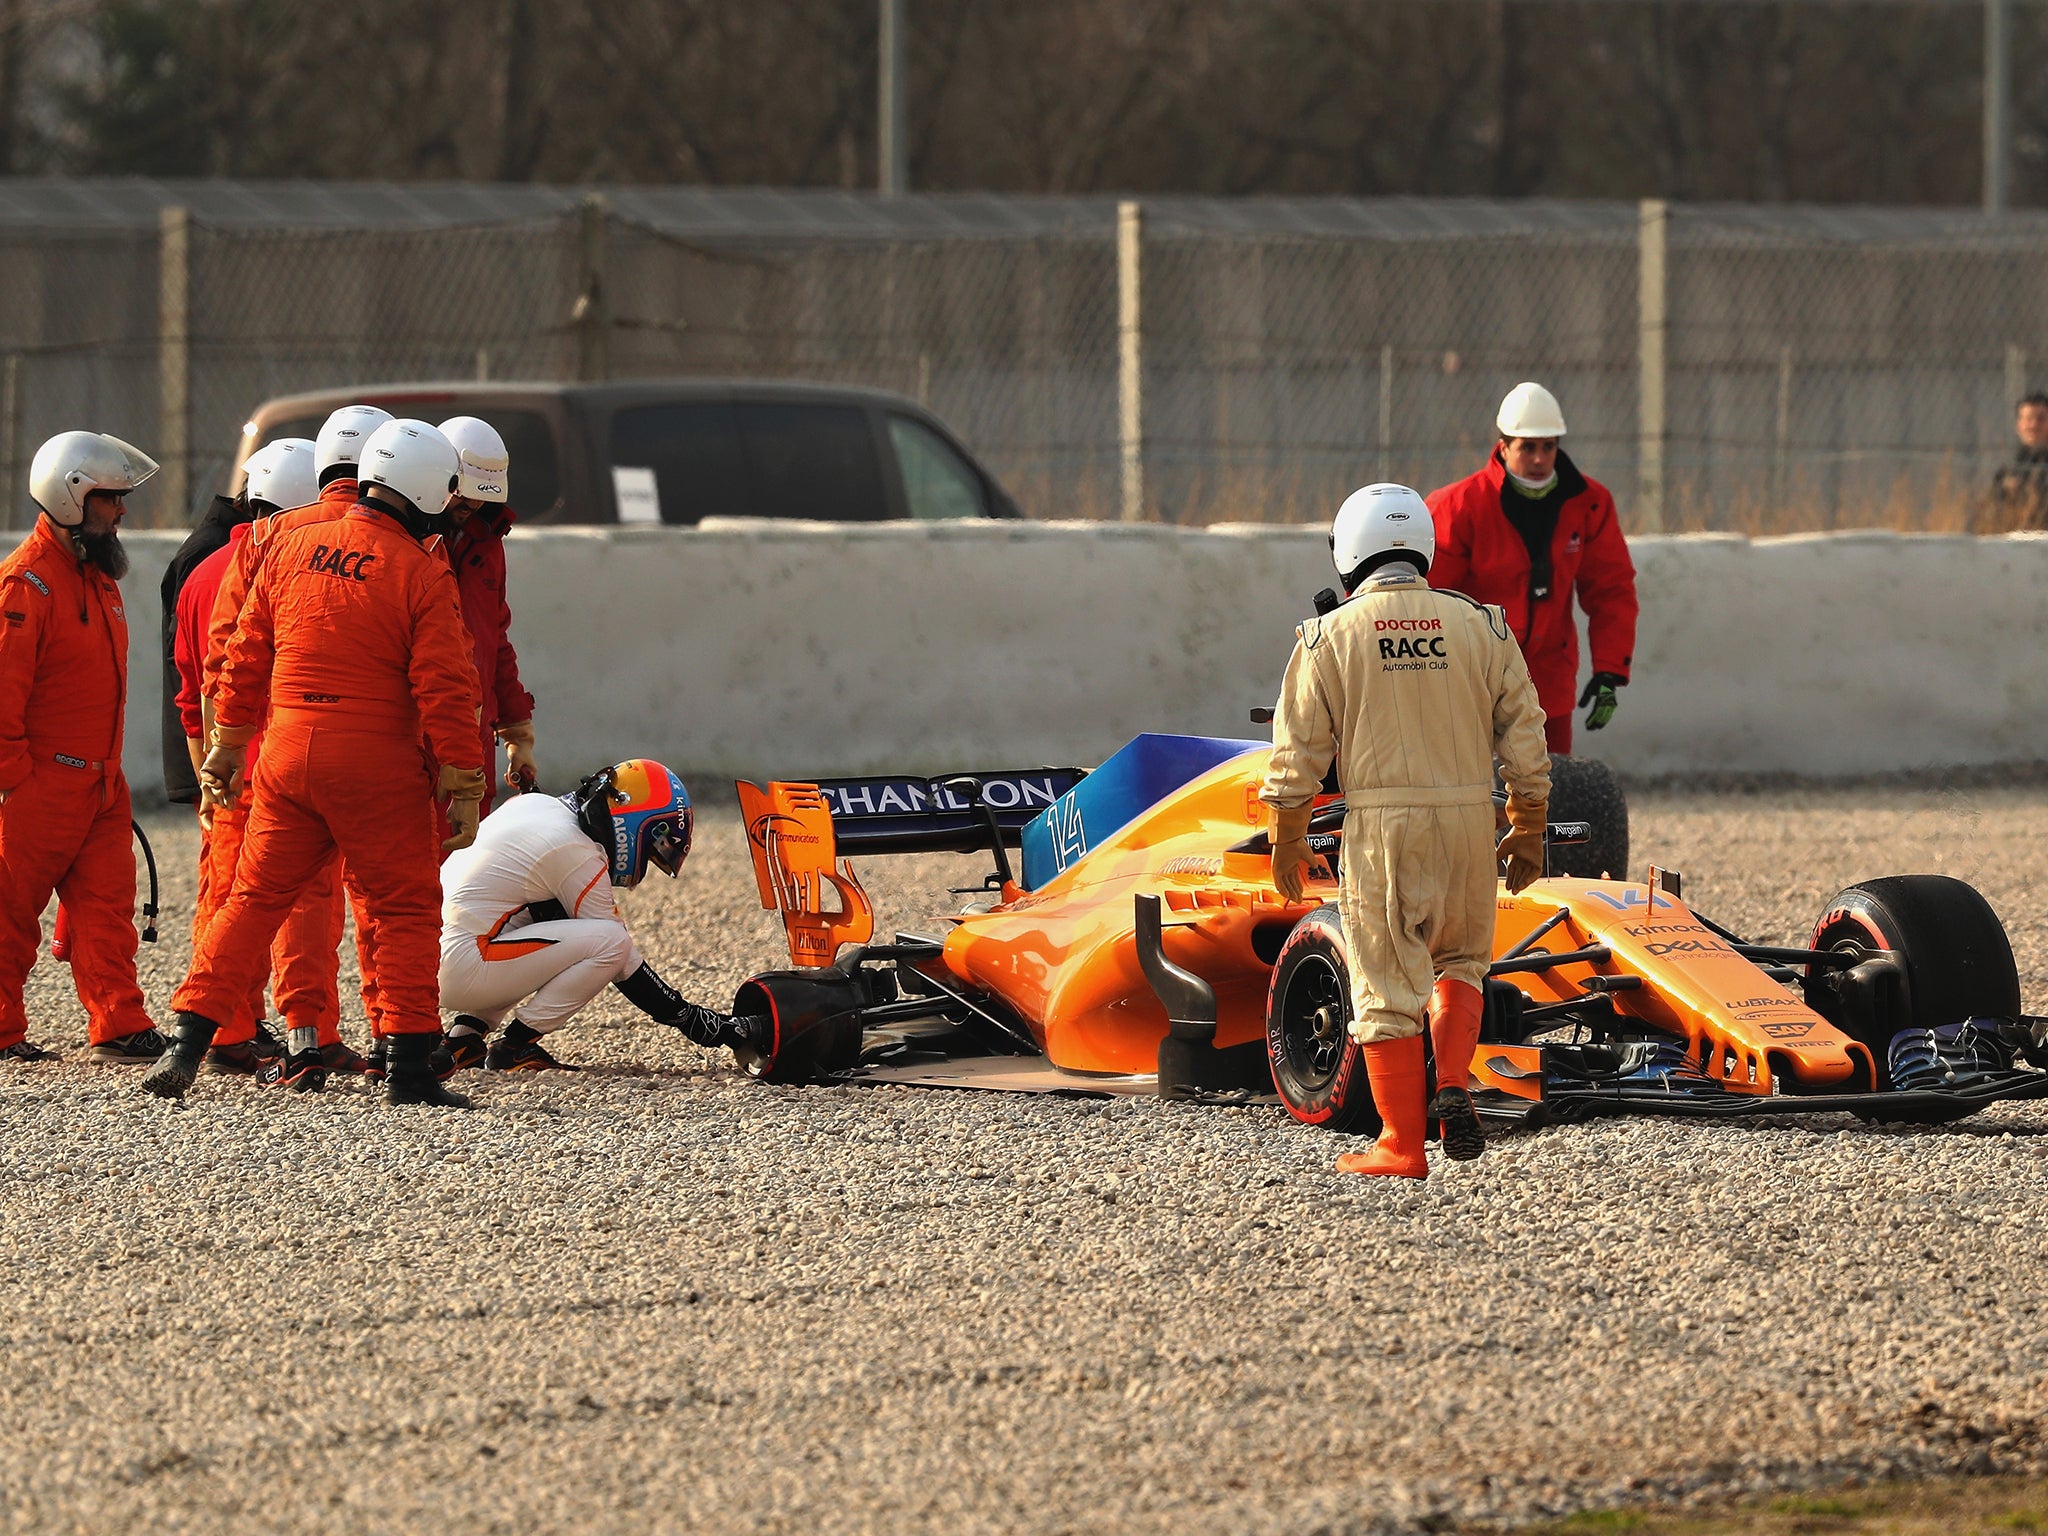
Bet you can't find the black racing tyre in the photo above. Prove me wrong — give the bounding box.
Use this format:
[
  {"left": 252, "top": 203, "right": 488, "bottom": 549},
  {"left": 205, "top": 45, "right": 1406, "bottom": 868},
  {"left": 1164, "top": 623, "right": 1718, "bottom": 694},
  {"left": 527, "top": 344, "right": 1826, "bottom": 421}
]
[
  {"left": 1809, "top": 875, "right": 2021, "bottom": 1075},
  {"left": 1264, "top": 904, "right": 1379, "bottom": 1134},
  {"left": 1544, "top": 754, "right": 1629, "bottom": 881},
  {"left": 731, "top": 970, "right": 868, "bottom": 1084}
]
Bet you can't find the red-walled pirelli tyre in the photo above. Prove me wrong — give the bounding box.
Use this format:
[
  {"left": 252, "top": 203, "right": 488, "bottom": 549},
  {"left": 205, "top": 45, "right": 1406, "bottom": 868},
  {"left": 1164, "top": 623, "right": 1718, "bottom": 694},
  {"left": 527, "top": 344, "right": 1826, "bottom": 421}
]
[
  {"left": 1808, "top": 875, "right": 2021, "bottom": 1080},
  {"left": 1265, "top": 903, "right": 1380, "bottom": 1134},
  {"left": 730, "top": 970, "right": 868, "bottom": 1084}
]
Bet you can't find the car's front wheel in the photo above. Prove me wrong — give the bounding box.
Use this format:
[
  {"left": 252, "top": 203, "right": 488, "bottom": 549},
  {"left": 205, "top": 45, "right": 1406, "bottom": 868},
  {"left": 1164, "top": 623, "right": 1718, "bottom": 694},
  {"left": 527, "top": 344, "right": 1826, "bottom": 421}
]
[
  {"left": 1808, "top": 874, "right": 2021, "bottom": 1087},
  {"left": 1265, "top": 904, "right": 1379, "bottom": 1133}
]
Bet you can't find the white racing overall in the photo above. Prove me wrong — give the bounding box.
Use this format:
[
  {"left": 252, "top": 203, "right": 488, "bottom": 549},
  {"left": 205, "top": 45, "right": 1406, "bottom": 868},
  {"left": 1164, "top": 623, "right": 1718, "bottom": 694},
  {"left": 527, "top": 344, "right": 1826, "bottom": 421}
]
[
  {"left": 1262, "top": 569, "right": 1550, "bottom": 1042},
  {"left": 439, "top": 794, "right": 643, "bottom": 1033}
]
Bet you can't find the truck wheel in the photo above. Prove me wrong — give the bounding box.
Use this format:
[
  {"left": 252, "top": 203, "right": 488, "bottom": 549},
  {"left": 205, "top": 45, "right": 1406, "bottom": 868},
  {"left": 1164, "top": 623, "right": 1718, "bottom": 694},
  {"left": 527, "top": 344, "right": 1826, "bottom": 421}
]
[
  {"left": 1809, "top": 875, "right": 2021, "bottom": 1076},
  {"left": 1544, "top": 754, "right": 1629, "bottom": 880},
  {"left": 1265, "top": 904, "right": 1379, "bottom": 1134}
]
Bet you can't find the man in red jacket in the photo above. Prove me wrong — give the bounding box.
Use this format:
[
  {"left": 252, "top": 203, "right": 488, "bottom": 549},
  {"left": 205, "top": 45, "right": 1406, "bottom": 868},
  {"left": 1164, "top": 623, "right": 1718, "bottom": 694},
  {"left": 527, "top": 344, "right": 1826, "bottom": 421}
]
[
  {"left": 0, "top": 432, "right": 166, "bottom": 1063},
  {"left": 1425, "top": 383, "right": 1638, "bottom": 755},
  {"left": 439, "top": 417, "right": 536, "bottom": 813}
]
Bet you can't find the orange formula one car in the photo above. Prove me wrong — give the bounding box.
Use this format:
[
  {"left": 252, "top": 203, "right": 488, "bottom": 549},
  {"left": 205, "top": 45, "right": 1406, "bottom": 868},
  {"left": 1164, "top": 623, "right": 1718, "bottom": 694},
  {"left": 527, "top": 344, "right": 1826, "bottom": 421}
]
[{"left": 733, "top": 734, "right": 2048, "bottom": 1129}]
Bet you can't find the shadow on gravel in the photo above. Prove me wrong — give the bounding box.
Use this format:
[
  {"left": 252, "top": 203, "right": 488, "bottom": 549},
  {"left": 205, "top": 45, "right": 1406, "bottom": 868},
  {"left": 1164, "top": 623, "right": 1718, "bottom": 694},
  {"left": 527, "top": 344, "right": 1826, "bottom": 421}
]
[{"left": 1479, "top": 1112, "right": 2048, "bottom": 1151}]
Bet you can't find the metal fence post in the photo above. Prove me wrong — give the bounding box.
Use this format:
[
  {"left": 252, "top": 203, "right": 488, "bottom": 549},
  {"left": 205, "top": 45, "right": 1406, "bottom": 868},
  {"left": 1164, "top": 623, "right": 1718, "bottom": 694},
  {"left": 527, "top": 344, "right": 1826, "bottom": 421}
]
[
  {"left": 575, "top": 194, "right": 610, "bottom": 382},
  {"left": 159, "top": 205, "right": 190, "bottom": 526},
  {"left": 879, "top": 0, "right": 908, "bottom": 196},
  {"left": 1637, "top": 197, "right": 1668, "bottom": 533},
  {"left": 1117, "top": 200, "right": 1144, "bottom": 522},
  {"left": 1986, "top": 0, "right": 2011, "bottom": 215},
  {"left": 1378, "top": 344, "right": 1394, "bottom": 482},
  {"left": 2006, "top": 342, "right": 2026, "bottom": 406},
  {"left": 1774, "top": 345, "right": 1793, "bottom": 511},
  {"left": 0, "top": 354, "right": 17, "bottom": 531}
]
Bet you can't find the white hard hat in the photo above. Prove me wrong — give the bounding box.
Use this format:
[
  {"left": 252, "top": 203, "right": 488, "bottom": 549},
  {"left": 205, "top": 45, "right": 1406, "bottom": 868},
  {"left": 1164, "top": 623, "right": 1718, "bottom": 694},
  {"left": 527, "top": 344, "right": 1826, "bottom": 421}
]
[
  {"left": 1497, "top": 381, "right": 1567, "bottom": 439},
  {"left": 437, "top": 416, "right": 509, "bottom": 504},
  {"left": 240, "top": 437, "right": 318, "bottom": 514},
  {"left": 314, "top": 404, "right": 395, "bottom": 481},
  {"left": 359, "top": 419, "right": 459, "bottom": 521},
  {"left": 1331, "top": 483, "right": 1434, "bottom": 590},
  {"left": 30, "top": 431, "right": 159, "bottom": 528}
]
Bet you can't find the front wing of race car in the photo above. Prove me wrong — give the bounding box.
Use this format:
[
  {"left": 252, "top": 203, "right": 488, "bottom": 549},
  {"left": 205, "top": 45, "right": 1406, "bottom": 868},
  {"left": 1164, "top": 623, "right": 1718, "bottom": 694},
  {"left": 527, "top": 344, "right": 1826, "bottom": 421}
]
[{"left": 1465, "top": 1025, "right": 2048, "bottom": 1127}]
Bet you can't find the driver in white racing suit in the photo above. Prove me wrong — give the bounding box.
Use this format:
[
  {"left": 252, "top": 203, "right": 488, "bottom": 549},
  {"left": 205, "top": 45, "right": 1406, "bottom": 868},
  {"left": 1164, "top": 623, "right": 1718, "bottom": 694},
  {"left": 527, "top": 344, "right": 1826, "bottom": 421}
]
[{"left": 436, "top": 758, "right": 764, "bottom": 1072}]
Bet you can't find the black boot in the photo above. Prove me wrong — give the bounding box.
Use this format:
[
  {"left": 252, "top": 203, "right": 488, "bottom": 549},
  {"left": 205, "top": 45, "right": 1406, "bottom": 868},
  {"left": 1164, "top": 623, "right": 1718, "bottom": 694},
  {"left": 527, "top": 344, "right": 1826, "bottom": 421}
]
[
  {"left": 140, "top": 1013, "right": 219, "bottom": 1100},
  {"left": 385, "top": 1031, "right": 472, "bottom": 1109}
]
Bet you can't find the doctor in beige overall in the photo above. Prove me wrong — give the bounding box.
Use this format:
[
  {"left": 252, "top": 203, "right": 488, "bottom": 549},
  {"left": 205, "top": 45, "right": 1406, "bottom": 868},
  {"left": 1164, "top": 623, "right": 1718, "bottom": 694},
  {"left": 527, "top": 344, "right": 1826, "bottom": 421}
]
[{"left": 1262, "top": 484, "right": 1551, "bottom": 1179}]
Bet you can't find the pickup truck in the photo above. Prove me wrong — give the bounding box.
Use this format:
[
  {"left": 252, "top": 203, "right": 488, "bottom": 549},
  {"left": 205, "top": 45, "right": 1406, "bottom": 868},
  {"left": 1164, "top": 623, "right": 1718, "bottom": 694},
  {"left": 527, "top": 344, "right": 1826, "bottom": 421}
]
[{"left": 235, "top": 379, "right": 1023, "bottom": 524}]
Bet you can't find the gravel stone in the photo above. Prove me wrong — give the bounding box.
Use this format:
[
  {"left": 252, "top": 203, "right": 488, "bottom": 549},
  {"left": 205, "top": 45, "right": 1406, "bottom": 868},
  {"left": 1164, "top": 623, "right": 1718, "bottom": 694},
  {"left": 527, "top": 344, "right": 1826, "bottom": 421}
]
[{"left": 5, "top": 785, "right": 2048, "bottom": 1534}]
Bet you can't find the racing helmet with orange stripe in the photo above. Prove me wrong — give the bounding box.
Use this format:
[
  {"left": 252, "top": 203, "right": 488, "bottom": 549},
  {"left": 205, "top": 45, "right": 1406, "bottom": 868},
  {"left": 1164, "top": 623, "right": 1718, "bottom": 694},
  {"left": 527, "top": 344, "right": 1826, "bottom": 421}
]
[{"left": 568, "top": 759, "right": 693, "bottom": 887}]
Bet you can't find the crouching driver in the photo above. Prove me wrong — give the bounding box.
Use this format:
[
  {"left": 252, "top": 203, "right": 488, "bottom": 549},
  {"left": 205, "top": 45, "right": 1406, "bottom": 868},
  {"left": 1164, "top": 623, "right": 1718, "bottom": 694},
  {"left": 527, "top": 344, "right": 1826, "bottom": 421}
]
[
  {"left": 436, "top": 758, "right": 765, "bottom": 1072},
  {"left": 1262, "top": 485, "right": 1551, "bottom": 1180}
]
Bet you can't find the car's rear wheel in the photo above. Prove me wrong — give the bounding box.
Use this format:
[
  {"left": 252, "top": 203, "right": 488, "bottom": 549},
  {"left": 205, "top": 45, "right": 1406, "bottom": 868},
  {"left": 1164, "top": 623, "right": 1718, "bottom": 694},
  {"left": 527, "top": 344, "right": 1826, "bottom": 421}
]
[
  {"left": 1808, "top": 875, "right": 2021, "bottom": 1086},
  {"left": 1543, "top": 753, "right": 1630, "bottom": 880},
  {"left": 730, "top": 969, "right": 870, "bottom": 1083},
  {"left": 1265, "top": 904, "right": 1379, "bottom": 1134}
]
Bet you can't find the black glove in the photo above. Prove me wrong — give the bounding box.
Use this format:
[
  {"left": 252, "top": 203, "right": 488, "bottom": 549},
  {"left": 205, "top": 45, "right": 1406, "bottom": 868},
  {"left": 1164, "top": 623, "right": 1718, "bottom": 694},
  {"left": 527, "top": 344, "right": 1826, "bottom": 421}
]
[
  {"left": 615, "top": 963, "right": 763, "bottom": 1051},
  {"left": 1577, "top": 672, "right": 1626, "bottom": 731}
]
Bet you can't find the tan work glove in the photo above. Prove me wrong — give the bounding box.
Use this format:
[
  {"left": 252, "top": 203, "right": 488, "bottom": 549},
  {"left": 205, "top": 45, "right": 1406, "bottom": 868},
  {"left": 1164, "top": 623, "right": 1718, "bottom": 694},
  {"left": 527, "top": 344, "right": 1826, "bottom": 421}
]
[
  {"left": 185, "top": 736, "right": 210, "bottom": 829},
  {"left": 198, "top": 723, "right": 260, "bottom": 820},
  {"left": 194, "top": 695, "right": 219, "bottom": 829},
  {"left": 1269, "top": 804, "right": 1316, "bottom": 902},
  {"left": 496, "top": 718, "right": 537, "bottom": 792},
  {"left": 439, "top": 764, "right": 489, "bottom": 853},
  {"left": 1499, "top": 793, "right": 1549, "bottom": 893}
]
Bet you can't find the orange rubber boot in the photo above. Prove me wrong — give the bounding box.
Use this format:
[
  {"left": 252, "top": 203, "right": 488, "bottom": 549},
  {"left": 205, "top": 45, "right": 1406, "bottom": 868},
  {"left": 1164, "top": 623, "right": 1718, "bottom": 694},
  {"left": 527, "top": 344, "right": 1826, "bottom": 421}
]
[
  {"left": 1334, "top": 1034, "right": 1430, "bottom": 1179},
  {"left": 1428, "top": 977, "right": 1487, "bottom": 1162}
]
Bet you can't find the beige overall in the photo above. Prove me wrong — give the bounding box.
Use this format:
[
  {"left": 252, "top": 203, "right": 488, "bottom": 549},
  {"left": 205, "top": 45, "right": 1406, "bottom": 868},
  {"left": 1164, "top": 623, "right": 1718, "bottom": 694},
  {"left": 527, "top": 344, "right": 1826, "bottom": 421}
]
[{"left": 1262, "top": 570, "right": 1550, "bottom": 1041}]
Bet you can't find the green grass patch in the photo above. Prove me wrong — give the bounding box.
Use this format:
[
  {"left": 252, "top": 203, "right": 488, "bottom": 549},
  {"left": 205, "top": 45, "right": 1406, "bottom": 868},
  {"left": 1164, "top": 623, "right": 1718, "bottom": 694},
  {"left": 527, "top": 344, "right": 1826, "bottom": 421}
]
[
  {"left": 1769, "top": 1494, "right": 1870, "bottom": 1518},
  {"left": 1989, "top": 1512, "right": 2048, "bottom": 1532}
]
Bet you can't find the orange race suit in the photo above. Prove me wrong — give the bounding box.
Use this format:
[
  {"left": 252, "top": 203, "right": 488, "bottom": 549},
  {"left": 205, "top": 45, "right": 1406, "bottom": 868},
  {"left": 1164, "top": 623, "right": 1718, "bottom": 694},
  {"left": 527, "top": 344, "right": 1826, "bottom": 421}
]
[
  {"left": 0, "top": 517, "right": 154, "bottom": 1047},
  {"left": 204, "top": 480, "right": 389, "bottom": 1034},
  {"left": 173, "top": 501, "right": 484, "bottom": 1037},
  {"left": 177, "top": 524, "right": 344, "bottom": 1047}
]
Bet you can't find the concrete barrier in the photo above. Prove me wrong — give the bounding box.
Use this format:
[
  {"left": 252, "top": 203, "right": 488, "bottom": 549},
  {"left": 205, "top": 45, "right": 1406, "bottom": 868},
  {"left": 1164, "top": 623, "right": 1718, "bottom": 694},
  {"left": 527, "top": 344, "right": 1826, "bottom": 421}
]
[{"left": 107, "top": 523, "right": 2048, "bottom": 800}]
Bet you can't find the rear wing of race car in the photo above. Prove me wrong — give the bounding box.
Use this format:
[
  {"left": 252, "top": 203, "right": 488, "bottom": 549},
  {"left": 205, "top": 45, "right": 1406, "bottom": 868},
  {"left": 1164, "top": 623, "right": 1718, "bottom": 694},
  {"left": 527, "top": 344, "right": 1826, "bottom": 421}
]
[
  {"left": 804, "top": 770, "right": 1088, "bottom": 854},
  {"left": 737, "top": 768, "right": 1088, "bottom": 968}
]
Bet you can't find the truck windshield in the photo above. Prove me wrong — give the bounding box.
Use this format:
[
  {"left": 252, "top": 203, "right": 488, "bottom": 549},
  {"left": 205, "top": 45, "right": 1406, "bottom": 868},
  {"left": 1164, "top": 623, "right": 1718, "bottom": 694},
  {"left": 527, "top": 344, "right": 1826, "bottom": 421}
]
[
  {"left": 608, "top": 401, "right": 886, "bottom": 524},
  {"left": 887, "top": 414, "right": 986, "bottom": 519}
]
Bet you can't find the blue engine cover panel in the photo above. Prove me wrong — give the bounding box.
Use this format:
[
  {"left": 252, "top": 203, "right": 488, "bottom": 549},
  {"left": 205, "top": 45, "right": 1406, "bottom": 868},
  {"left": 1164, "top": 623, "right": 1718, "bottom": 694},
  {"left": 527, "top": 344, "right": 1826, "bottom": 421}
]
[{"left": 1020, "top": 732, "right": 1265, "bottom": 889}]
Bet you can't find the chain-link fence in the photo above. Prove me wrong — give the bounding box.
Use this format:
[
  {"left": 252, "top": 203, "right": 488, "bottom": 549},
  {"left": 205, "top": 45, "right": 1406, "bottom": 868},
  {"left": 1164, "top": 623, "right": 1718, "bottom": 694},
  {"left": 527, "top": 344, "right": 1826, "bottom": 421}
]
[{"left": 1, "top": 189, "right": 2044, "bottom": 532}]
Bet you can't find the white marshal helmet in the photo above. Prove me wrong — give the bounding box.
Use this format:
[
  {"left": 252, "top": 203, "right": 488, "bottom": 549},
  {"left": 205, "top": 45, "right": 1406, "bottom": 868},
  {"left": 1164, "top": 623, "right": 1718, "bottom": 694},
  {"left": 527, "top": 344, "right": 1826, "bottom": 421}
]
[
  {"left": 239, "top": 437, "right": 318, "bottom": 513},
  {"left": 358, "top": 419, "right": 459, "bottom": 520},
  {"left": 29, "top": 431, "right": 159, "bottom": 528},
  {"left": 1497, "top": 381, "right": 1567, "bottom": 439},
  {"left": 1331, "top": 483, "right": 1434, "bottom": 590},
  {"left": 437, "top": 416, "right": 509, "bottom": 504},
  {"left": 314, "top": 403, "right": 395, "bottom": 482}
]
